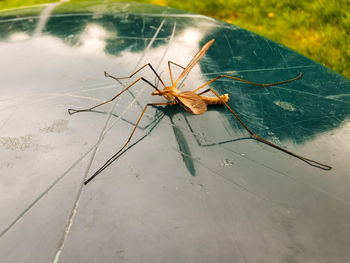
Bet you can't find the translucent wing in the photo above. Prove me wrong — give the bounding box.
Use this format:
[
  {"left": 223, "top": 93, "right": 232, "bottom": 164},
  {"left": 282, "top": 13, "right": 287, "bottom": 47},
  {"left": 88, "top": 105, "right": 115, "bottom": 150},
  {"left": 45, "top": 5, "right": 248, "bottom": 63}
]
[
  {"left": 174, "top": 39, "right": 215, "bottom": 86},
  {"left": 176, "top": 91, "right": 207, "bottom": 115}
]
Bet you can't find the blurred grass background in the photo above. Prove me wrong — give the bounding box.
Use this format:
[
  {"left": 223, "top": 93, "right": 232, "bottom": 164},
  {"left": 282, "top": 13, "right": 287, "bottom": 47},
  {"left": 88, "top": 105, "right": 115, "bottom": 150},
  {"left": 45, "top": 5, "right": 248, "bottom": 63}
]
[{"left": 0, "top": 0, "right": 349, "bottom": 79}]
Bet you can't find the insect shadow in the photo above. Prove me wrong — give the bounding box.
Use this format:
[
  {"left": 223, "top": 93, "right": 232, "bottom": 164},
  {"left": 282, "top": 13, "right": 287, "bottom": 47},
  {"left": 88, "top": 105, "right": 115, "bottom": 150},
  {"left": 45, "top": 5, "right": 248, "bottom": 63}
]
[
  {"left": 81, "top": 95, "right": 254, "bottom": 179},
  {"left": 68, "top": 38, "right": 332, "bottom": 184},
  {"left": 154, "top": 105, "right": 255, "bottom": 177}
]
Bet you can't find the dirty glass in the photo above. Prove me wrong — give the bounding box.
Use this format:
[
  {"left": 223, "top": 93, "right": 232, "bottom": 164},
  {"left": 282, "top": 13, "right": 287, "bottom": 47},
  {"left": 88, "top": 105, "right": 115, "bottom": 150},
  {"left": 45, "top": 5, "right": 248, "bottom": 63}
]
[{"left": 0, "top": 1, "right": 350, "bottom": 263}]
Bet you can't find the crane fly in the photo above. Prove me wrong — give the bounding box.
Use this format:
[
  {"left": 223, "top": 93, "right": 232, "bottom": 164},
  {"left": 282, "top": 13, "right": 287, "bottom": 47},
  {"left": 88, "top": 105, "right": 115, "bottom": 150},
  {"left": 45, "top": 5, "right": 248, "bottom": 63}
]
[{"left": 68, "top": 38, "right": 332, "bottom": 184}]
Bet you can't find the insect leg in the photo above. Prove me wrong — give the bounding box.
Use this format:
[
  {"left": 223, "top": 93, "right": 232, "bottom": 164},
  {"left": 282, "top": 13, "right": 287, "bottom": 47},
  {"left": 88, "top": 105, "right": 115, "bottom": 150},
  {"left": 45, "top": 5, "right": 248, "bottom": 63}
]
[
  {"left": 84, "top": 102, "right": 176, "bottom": 184},
  {"left": 168, "top": 61, "right": 186, "bottom": 85},
  {"left": 68, "top": 77, "right": 160, "bottom": 115},
  {"left": 192, "top": 72, "right": 303, "bottom": 93},
  {"left": 205, "top": 88, "right": 332, "bottom": 170},
  {"left": 105, "top": 62, "right": 166, "bottom": 88}
]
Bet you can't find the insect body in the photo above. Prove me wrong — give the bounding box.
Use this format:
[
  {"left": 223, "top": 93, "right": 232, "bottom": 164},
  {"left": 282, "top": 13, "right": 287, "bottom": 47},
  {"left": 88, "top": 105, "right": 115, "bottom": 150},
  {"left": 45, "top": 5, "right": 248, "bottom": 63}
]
[
  {"left": 152, "top": 84, "right": 229, "bottom": 115},
  {"left": 68, "top": 38, "right": 331, "bottom": 184}
]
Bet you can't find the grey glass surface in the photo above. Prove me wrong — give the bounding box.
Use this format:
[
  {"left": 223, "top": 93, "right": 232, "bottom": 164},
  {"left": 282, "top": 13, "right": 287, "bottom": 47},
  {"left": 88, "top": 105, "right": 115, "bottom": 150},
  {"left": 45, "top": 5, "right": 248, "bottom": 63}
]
[{"left": 1, "top": 1, "right": 350, "bottom": 263}]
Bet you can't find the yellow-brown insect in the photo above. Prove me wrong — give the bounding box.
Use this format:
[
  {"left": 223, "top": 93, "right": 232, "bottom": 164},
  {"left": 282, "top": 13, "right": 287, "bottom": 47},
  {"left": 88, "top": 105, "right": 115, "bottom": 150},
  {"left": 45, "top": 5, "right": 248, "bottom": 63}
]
[{"left": 68, "top": 39, "right": 331, "bottom": 184}]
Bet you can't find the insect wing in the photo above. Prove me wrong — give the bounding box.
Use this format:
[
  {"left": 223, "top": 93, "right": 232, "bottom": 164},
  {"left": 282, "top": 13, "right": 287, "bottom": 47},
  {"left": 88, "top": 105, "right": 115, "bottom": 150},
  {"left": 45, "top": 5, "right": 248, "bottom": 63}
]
[
  {"left": 176, "top": 91, "right": 207, "bottom": 115},
  {"left": 174, "top": 39, "right": 215, "bottom": 86}
]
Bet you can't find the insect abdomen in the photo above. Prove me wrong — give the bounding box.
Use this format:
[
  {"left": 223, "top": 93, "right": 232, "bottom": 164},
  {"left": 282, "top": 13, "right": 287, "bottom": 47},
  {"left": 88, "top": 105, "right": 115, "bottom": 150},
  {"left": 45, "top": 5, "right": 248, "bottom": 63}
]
[{"left": 200, "top": 94, "right": 229, "bottom": 105}]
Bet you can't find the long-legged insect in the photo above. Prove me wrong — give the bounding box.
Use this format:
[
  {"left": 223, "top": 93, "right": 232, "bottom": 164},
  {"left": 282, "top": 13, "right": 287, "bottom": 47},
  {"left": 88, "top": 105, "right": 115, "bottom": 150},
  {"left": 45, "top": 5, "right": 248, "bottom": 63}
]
[{"left": 68, "top": 38, "right": 332, "bottom": 184}]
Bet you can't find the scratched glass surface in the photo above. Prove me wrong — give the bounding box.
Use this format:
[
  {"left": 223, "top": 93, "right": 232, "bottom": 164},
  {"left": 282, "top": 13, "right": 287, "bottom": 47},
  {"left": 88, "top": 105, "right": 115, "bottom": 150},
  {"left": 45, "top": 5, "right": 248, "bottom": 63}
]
[{"left": 1, "top": 2, "right": 350, "bottom": 263}]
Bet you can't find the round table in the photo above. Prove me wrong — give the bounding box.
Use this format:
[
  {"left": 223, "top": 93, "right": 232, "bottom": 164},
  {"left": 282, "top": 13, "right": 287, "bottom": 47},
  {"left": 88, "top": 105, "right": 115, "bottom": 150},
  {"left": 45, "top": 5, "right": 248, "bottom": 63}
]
[{"left": 1, "top": 2, "right": 350, "bottom": 262}]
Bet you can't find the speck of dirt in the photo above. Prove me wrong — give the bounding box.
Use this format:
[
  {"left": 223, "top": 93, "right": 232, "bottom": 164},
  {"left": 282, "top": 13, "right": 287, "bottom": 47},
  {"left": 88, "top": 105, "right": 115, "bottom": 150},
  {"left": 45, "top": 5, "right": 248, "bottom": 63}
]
[
  {"left": 273, "top": 101, "right": 296, "bottom": 112},
  {"left": 0, "top": 134, "right": 39, "bottom": 151},
  {"left": 40, "top": 119, "right": 69, "bottom": 133},
  {"left": 222, "top": 158, "right": 234, "bottom": 167},
  {"left": 0, "top": 134, "right": 54, "bottom": 152}
]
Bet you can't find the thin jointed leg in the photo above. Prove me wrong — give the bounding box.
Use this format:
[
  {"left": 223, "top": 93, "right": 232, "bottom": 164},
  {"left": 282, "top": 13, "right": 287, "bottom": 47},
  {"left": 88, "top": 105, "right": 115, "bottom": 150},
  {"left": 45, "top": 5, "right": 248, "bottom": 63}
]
[
  {"left": 192, "top": 72, "right": 303, "bottom": 93},
  {"left": 204, "top": 88, "right": 331, "bottom": 170},
  {"left": 105, "top": 63, "right": 167, "bottom": 89},
  {"left": 84, "top": 102, "right": 175, "bottom": 184},
  {"left": 68, "top": 77, "right": 160, "bottom": 115},
  {"left": 168, "top": 61, "right": 186, "bottom": 85}
]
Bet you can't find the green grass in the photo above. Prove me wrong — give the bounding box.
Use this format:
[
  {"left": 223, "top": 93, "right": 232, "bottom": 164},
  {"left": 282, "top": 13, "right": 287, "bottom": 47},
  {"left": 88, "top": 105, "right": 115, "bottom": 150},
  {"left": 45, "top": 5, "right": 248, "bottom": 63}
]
[
  {"left": 0, "top": 0, "right": 349, "bottom": 79},
  {"left": 0, "top": 0, "right": 53, "bottom": 9},
  {"left": 164, "top": 0, "right": 350, "bottom": 79}
]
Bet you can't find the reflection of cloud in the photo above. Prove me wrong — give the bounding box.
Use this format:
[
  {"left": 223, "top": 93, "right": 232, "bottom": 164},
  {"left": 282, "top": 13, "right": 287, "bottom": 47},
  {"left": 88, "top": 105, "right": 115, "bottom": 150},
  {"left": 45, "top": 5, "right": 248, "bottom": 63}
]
[
  {"left": 0, "top": 25, "right": 116, "bottom": 98},
  {"left": 1, "top": 19, "right": 215, "bottom": 103},
  {"left": 2, "top": 23, "right": 115, "bottom": 62},
  {"left": 79, "top": 24, "right": 114, "bottom": 54},
  {"left": 8, "top": 33, "right": 30, "bottom": 42},
  {"left": 178, "top": 28, "right": 204, "bottom": 46},
  {"left": 109, "top": 26, "right": 214, "bottom": 90}
]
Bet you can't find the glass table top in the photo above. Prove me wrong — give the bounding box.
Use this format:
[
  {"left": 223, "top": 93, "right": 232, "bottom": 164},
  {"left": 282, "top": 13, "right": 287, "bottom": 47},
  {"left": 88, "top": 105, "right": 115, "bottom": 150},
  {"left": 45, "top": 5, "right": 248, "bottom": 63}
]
[{"left": 0, "top": 1, "right": 350, "bottom": 262}]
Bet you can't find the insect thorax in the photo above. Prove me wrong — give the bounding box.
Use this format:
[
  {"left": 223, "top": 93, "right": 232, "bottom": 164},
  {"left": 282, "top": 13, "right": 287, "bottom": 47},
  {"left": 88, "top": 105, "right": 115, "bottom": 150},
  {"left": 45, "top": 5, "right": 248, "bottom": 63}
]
[{"left": 157, "top": 86, "right": 176, "bottom": 100}]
